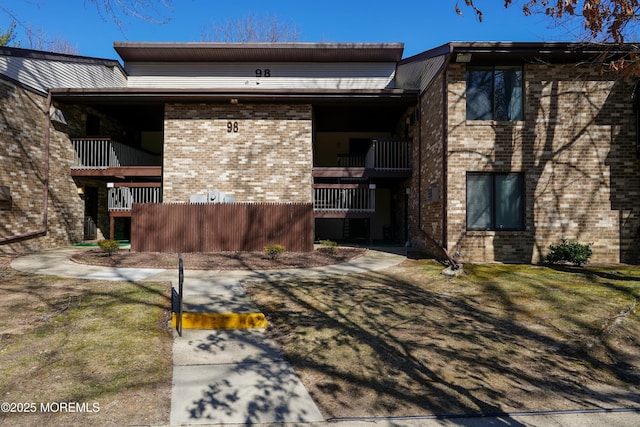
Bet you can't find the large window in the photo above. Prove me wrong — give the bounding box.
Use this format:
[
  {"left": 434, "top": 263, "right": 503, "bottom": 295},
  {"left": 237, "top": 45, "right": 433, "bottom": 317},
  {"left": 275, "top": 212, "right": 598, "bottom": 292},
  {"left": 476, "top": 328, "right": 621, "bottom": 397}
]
[
  {"left": 466, "top": 66, "right": 523, "bottom": 121},
  {"left": 467, "top": 173, "right": 524, "bottom": 230}
]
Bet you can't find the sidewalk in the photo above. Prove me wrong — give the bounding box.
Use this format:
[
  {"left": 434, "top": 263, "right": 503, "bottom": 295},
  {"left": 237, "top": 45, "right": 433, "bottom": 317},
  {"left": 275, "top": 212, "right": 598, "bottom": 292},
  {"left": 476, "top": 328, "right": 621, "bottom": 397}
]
[
  {"left": 11, "top": 247, "right": 640, "bottom": 427},
  {"left": 10, "top": 246, "right": 407, "bottom": 426}
]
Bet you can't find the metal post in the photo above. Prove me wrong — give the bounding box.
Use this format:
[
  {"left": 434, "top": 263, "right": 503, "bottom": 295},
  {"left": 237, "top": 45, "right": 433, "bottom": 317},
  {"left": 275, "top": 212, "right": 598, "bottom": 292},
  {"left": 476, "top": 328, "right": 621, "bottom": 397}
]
[{"left": 172, "top": 253, "right": 184, "bottom": 337}]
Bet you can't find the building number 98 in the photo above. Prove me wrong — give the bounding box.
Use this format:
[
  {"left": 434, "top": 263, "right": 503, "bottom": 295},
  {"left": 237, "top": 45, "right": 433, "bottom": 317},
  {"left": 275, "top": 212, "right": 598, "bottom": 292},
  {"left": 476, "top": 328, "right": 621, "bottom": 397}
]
[
  {"left": 255, "top": 69, "right": 271, "bottom": 77},
  {"left": 227, "top": 121, "right": 239, "bottom": 133}
]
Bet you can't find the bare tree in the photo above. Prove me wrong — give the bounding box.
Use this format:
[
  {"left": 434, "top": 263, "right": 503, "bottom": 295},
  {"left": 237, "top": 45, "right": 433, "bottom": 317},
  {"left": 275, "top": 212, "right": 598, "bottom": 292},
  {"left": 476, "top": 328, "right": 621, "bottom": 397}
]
[
  {"left": 24, "top": 25, "right": 79, "bottom": 55},
  {"left": 86, "top": 0, "right": 173, "bottom": 29},
  {"left": 457, "top": 0, "right": 639, "bottom": 44},
  {"left": 0, "top": 0, "right": 173, "bottom": 54},
  {"left": 200, "top": 13, "right": 300, "bottom": 42}
]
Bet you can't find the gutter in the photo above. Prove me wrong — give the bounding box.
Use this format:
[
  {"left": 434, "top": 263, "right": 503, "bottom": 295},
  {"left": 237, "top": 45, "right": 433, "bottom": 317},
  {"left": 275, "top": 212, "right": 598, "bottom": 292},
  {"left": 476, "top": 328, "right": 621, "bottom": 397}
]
[{"left": 0, "top": 91, "right": 50, "bottom": 245}]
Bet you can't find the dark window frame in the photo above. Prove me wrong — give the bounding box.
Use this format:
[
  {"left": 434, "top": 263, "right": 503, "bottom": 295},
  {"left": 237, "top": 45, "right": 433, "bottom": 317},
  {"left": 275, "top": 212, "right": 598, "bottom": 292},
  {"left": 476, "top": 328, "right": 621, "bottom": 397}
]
[
  {"left": 466, "top": 65, "right": 524, "bottom": 121},
  {"left": 466, "top": 172, "right": 525, "bottom": 231}
]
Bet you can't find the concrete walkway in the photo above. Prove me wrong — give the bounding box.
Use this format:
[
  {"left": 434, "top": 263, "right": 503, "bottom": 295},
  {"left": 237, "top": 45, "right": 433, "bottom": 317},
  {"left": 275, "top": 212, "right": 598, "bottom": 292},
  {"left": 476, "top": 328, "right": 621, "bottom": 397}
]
[
  {"left": 10, "top": 246, "right": 407, "bottom": 426},
  {"left": 11, "top": 247, "right": 640, "bottom": 427}
]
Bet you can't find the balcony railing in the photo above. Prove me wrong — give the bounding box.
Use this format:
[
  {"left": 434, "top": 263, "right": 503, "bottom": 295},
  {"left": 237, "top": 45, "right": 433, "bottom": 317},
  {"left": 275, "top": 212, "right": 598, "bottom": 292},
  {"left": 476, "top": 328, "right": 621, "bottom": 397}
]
[
  {"left": 72, "top": 138, "right": 161, "bottom": 169},
  {"left": 368, "top": 138, "right": 411, "bottom": 171},
  {"left": 314, "top": 185, "right": 375, "bottom": 213},
  {"left": 326, "top": 138, "right": 411, "bottom": 171},
  {"left": 108, "top": 187, "right": 161, "bottom": 211}
]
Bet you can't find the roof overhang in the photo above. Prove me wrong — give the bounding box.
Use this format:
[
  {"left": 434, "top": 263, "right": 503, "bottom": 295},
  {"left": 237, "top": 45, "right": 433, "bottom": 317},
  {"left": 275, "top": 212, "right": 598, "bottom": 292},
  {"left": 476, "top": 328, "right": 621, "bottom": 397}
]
[
  {"left": 0, "top": 45, "right": 124, "bottom": 70},
  {"left": 113, "top": 42, "right": 405, "bottom": 63},
  {"left": 50, "top": 87, "right": 418, "bottom": 106},
  {"left": 401, "top": 41, "right": 638, "bottom": 64}
]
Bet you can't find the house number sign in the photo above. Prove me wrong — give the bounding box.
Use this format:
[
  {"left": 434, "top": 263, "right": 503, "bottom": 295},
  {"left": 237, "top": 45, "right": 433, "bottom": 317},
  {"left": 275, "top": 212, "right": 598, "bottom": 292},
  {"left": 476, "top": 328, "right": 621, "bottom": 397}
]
[
  {"left": 255, "top": 68, "right": 271, "bottom": 77},
  {"left": 227, "top": 121, "right": 239, "bottom": 133}
]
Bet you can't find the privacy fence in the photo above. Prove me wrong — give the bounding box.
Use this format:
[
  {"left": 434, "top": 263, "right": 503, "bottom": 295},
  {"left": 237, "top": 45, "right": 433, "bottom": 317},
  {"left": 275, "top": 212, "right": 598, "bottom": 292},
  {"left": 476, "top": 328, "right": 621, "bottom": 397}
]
[{"left": 131, "top": 203, "right": 314, "bottom": 253}]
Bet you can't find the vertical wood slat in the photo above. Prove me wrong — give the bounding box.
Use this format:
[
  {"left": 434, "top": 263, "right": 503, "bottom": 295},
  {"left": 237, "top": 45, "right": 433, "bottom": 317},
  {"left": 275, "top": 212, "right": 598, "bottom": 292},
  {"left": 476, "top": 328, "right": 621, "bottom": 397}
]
[{"left": 130, "top": 203, "right": 314, "bottom": 253}]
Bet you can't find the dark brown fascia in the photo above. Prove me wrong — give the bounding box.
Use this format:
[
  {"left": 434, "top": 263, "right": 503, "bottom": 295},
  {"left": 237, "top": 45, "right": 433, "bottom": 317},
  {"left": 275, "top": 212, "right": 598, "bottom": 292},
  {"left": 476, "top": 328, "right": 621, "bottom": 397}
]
[
  {"left": 49, "top": 87, "right": 419, "bottom": 105},
  {"left": 113, "top": 41, "right": 405, "bottom": 63},
  {"left": 400, "top": 41, "right": 638, "bottom": 65}
]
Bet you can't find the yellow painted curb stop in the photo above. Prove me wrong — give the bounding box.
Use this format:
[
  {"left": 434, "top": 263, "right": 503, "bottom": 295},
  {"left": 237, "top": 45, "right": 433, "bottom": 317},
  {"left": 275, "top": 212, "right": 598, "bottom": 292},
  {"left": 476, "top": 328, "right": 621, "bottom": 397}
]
[{"left": 172, "top": 312, "right": 268, "bottom": 330}]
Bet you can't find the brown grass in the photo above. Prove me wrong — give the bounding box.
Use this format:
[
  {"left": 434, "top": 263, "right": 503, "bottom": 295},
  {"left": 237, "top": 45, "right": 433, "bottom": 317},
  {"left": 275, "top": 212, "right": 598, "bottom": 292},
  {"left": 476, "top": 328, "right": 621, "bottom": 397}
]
[
  {"left": 246, "top": 259, "right": 640, "bottom": 419},
  {"left": 0, "top": 255, "right": 172, "bottom": 427}
]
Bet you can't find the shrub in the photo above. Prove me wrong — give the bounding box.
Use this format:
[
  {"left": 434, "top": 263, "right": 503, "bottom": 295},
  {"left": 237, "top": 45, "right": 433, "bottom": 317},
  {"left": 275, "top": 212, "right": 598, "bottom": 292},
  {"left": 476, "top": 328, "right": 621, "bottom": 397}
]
[
  {"left": 319, "top": 239, "right": 338, "bottom": 254},
  {"left": 545, "top": 240, "right": 593, "bottom": 266},
  {"left": 264, "top": 244, "right": 285, "bottom": 260},
  {"left": 97, "top": 239, "right": 120, "bottom": 256}
]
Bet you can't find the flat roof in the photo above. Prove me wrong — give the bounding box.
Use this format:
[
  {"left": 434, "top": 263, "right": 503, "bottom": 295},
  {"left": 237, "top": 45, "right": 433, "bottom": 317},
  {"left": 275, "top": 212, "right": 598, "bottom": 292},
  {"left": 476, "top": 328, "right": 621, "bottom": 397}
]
[
  {"left": 0, "top": 45, "right": 122, "bottom": 68},
  {"left": 113, "top": 42, "right": 405, "bottom": 63},
  {"left": 401, "top": 41, "right": 634, "bottom": 64}
]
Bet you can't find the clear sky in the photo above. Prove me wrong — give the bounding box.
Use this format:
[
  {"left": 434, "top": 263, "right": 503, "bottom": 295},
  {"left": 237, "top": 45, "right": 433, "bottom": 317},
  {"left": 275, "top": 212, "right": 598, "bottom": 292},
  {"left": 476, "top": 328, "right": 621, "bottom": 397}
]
[{"left": 1, "top": 0, "right": 584, "bottom": 60}]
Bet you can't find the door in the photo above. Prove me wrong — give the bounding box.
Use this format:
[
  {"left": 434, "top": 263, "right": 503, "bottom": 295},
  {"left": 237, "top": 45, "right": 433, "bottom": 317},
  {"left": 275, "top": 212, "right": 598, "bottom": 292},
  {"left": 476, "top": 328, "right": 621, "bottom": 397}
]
[{"left": 83, "top": 186, "right": 98, "bottom": 240}]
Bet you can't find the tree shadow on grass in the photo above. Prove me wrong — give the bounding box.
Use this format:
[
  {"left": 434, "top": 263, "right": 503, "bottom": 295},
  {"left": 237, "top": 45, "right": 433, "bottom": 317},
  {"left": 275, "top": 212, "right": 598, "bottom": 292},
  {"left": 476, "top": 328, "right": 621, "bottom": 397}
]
[{"left": 244, "top": 261, "right": 640, "bottom": 421}]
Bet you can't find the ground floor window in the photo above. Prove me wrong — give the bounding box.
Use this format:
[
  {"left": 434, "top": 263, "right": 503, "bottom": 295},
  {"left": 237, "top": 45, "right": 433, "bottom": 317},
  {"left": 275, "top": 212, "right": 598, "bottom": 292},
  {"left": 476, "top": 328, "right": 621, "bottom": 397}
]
[{"left": 467, "top": 172, "right": 524, "bottom": 230}]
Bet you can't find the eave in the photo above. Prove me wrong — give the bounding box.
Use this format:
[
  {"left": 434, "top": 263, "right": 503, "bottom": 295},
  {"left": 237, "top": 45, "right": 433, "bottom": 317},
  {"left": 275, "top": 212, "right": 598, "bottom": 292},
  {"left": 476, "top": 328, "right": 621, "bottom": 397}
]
[
  {"left": 50, "top": 87, "right": 419, "bottom": 106},
  {"left": 114, "top": 42, "right": 405, "bottom": 63}
]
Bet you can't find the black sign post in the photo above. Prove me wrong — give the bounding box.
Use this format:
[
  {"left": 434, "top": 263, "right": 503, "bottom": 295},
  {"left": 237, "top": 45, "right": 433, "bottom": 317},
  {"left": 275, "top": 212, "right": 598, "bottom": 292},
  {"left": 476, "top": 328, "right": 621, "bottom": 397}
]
[{"left": 171, "top": 253, "right": 184, "bottom": 337}]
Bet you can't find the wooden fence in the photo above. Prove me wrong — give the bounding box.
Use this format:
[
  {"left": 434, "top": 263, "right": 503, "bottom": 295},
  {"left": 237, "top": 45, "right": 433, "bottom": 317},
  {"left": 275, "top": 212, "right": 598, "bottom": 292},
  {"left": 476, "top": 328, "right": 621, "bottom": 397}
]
[{"left": 131, "top": 203, "right": 314, "bottom": 253}]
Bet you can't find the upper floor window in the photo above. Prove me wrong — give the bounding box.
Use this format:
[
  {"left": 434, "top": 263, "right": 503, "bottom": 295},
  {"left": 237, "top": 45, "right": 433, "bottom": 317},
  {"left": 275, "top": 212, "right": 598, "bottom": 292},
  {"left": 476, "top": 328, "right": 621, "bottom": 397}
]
[{"left": 466, "top": 66, "right": 523, "bottom": 121}]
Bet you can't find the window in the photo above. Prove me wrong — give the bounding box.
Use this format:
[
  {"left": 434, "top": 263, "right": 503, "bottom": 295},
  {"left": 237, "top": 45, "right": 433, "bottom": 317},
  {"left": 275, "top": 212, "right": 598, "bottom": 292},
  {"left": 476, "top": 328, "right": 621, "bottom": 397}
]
[
  {"left": 467, "top": 173, "right": 524, "bottom": 230},
  {"left": 466, "top": 66, "right": 523, "bottom": 121}
]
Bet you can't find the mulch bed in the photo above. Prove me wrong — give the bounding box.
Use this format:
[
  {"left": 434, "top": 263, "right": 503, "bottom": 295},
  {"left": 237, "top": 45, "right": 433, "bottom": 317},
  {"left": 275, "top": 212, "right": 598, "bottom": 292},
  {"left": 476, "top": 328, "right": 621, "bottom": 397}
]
[{"left": 70, "top": 247, "right": 367, "bottom": 270}]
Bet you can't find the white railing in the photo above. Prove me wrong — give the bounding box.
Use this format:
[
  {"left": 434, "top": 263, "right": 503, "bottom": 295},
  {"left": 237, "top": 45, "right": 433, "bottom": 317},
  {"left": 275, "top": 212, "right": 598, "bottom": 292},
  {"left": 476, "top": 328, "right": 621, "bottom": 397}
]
[
  {"left": 108, "top": 187, "right": 161, "bottom": 211},
  {"left": 72, "top": 138, "right": 161, "bottom": 168},
  {"left": 314, "top": 186, "right": 375, "bottom": 212},
  {"left": 367, "top": 138, "right": 411, "bottom": 171}
]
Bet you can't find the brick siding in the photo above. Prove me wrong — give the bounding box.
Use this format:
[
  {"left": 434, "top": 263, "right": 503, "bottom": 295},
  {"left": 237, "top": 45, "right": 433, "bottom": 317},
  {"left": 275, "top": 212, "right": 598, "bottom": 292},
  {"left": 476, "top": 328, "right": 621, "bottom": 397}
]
[
  {"left": 163, "top": 103, "right": 313, "bottom": 203},
  {"left": 408, "top": 72, "right": 446, "bottom": 252},
  {"left": 0, "top": 80, "right": 84, "bottom": 252},
  {"left": 441, "top": 62, "right": 640, "bottom": 263}
]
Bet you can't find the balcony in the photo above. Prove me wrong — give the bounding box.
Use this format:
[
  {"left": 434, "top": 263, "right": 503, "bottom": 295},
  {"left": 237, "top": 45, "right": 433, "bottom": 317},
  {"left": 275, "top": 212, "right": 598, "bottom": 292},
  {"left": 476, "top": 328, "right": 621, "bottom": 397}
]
[
  {"left": 313, "top": 138, "right": 411, "bottom": 179},
  {"left": 108, "top": 186, "right": 162, "bottom": 211},
  {"left": 71, "top": 138, "right": 162, "bottom": 178},
  {"left": 314, "top": 185, "right": 375, "bottom": 218}
]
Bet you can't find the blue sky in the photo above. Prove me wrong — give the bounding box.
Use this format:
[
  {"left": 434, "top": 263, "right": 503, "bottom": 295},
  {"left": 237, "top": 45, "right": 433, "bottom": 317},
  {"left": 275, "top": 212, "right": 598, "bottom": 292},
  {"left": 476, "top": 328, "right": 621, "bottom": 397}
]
[{"left": 1, "top": 1, "right": 583, "bottom": 60}]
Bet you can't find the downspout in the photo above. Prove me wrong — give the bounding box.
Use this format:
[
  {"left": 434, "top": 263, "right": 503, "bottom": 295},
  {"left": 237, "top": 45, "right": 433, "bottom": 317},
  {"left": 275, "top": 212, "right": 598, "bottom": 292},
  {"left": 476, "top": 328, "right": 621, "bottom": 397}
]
[
  {"left": 416, "top": 47, "right": 459, "bottom": 269},
  {"left": 0, "top": 90, "right": 50, "bottom": 245}
]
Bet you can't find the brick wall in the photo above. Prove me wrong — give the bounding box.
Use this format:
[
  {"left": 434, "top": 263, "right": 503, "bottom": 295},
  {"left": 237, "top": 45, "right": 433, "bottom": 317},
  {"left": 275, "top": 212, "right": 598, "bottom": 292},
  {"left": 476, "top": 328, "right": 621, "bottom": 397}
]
[
  {"left": 409, "top": 72, "right": 446, "bottom": 253},
  {"left": 0, "top": 80, "right": 84, "bottom": 252},
  {"left": 444, "top": 62, "right": 640, "bottom": 263},
  {"left": 163, "top": 103, "right": 313, "bottom": 203}
]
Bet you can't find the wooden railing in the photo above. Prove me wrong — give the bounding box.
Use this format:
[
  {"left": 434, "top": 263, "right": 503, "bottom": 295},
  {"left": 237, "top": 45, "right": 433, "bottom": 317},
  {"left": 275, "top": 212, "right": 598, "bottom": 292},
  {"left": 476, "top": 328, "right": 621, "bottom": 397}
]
[
  {"left": 368, "top": 138, "right": 411, "bottom": 171},
  {"left": 313, "top": 185, "right": 375, "bottom": 213},
  {"left": 108, "top": 186, "right": 161, "bottom": 211},
  {"left": 328, "top": 138, "right": 411, "bottom": 171},
  {"left": 72, "top": 138, "right": 161, "bottom": 168}
]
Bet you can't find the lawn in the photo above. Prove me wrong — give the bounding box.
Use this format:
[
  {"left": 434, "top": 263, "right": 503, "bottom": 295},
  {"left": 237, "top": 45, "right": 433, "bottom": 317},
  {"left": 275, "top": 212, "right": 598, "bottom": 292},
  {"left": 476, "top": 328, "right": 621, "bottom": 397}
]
[
  {"left": 246, "top": 258, "right": 640, "bottom": 419},
  {"left": 0, "top": 256, "right": 173, "bottom": 427}
]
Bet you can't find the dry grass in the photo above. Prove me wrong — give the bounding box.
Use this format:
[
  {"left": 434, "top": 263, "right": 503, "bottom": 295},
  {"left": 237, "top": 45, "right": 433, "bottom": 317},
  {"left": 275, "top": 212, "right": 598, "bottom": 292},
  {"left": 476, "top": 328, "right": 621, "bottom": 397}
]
[
  {"left": 246, "top": 259, "right": 640, "bottom": 419},
  {"left": 0, "top": 256, "right": 172, "bottom": 427}
]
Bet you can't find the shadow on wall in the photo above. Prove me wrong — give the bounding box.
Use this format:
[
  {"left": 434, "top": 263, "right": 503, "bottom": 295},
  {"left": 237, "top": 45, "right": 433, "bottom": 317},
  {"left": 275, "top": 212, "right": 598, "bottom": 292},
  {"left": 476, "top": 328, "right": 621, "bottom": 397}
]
[{"left": 453, "top": 70, "right": 639, "bottom": 264}]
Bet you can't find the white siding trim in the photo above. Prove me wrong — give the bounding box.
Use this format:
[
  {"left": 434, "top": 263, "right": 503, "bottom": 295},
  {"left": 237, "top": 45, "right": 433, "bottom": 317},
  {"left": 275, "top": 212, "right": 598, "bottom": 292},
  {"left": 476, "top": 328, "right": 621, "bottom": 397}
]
[{"left": 126, "top": 61, "right": 396, "bottom": 90}]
